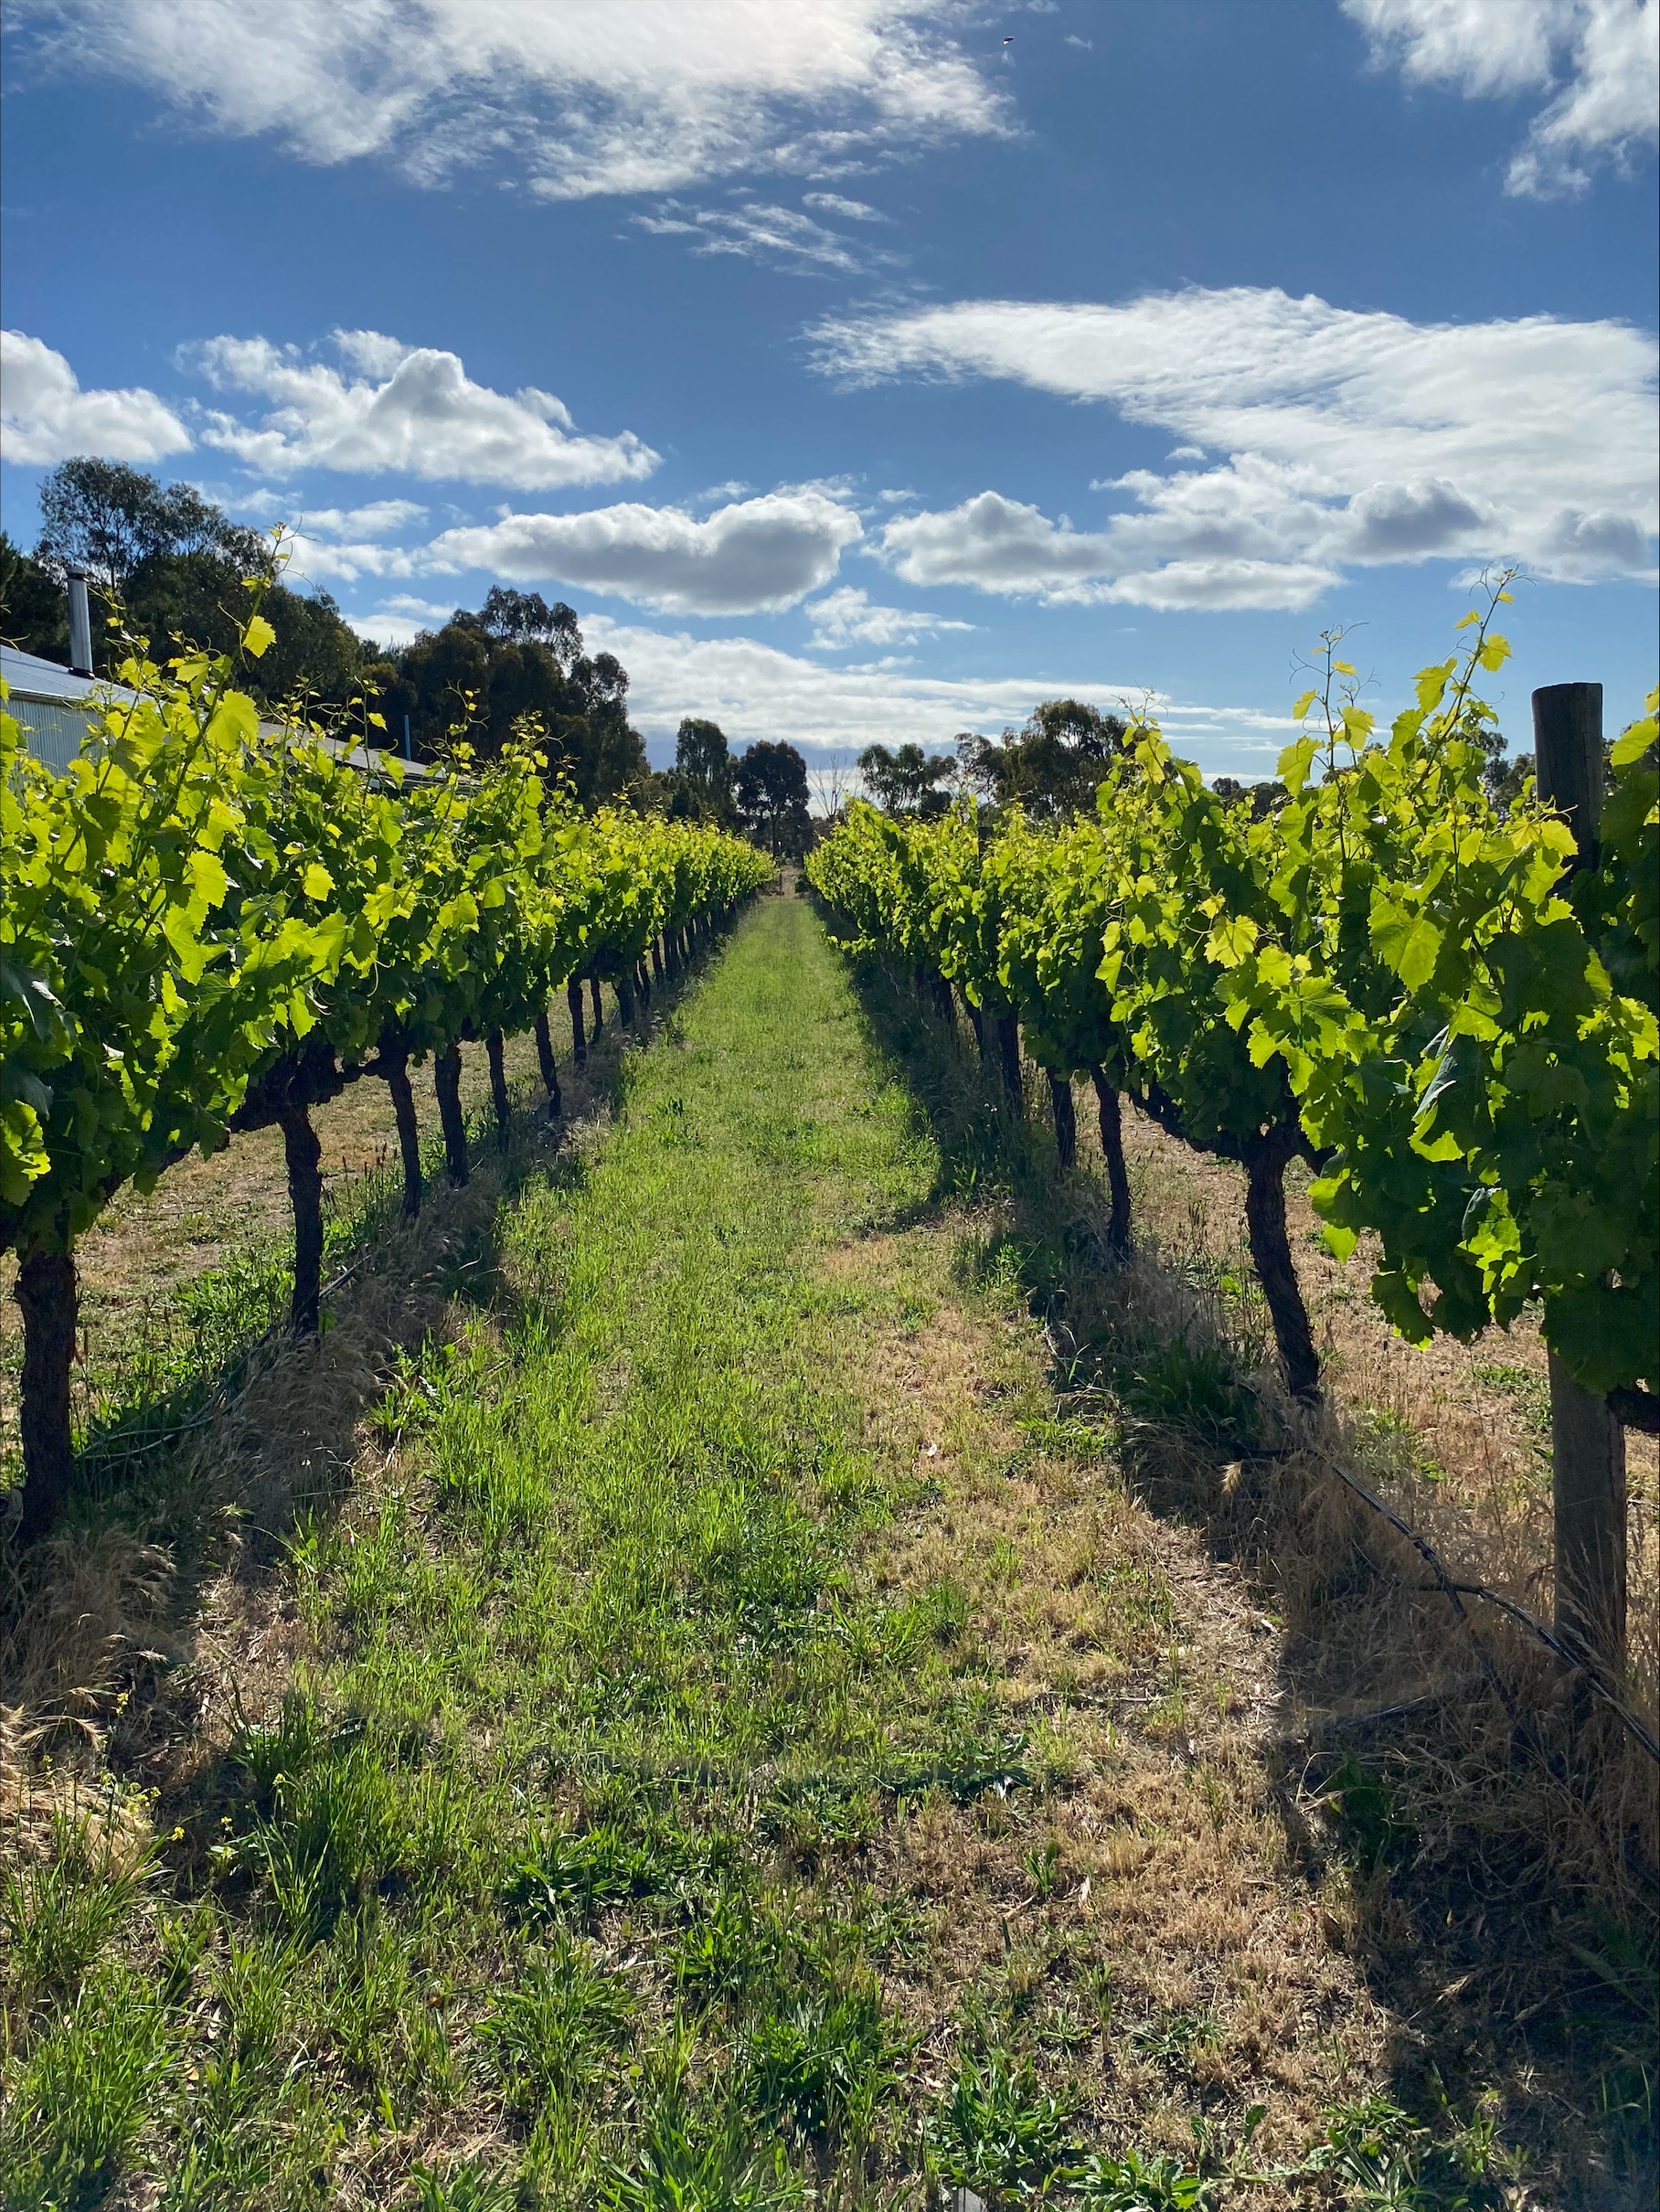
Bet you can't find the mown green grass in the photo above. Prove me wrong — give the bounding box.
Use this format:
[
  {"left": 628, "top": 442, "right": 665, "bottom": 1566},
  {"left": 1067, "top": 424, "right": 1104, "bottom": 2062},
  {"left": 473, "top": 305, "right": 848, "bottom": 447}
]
[{"left": 0, "top": 899, "right": 1072, "bottom": 2207}]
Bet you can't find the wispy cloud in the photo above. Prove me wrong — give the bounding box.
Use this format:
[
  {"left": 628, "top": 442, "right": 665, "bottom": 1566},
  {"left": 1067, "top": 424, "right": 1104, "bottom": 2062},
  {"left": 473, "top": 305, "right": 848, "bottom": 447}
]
[
  {"left": 802, "top": 190, "right": 890, "bottom": 221},
  {"left": 815, "top": 285, "right": 1658, "bottom": 606},
  {"left": 633, "top": 197, "right": 899, "bottom": 273},
  {"left": 1344, "top": 0, "right": 1659, "bottom": 196},
  {"left": 804, "top": 584, "right": 974, "bottom": 644},
  {"left": 14, "top": 1, "right": 1011, "bottom": 200}
]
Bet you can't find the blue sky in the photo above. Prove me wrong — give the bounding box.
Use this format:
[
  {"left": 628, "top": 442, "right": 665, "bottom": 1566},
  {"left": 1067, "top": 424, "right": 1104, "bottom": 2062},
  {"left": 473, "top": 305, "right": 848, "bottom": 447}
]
[{"left": 3, "top": 0, "right": 1655, "bottom": 783}]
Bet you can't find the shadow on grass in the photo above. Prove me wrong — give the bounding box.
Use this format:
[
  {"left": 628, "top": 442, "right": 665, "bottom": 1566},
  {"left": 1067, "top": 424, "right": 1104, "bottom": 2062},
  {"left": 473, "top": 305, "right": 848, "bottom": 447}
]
[{"left": 832, "top": 926, "right": 1658, "bottom": 2207}]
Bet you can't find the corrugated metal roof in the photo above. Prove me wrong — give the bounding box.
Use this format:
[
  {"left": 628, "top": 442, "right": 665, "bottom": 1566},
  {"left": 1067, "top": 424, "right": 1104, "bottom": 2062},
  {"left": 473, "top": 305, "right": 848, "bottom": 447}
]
[{"left": 2, "top": 644, "right": 428, "bottom": 780}]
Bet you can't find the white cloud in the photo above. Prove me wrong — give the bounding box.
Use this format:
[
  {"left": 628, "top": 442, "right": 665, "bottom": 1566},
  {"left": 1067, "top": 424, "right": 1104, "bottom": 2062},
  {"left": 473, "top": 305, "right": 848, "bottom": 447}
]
[
  {"left": 300, "top": 498, "right": 430, "bottom": 537},
  {"left": 349, "top": 594, "right": 459, "bottom": 645},
  {"left": 1064, "top": 34, "right": 1092, "bottom": 48},
  {"left": 188, "top": 331, "right": 657, "bottom": 489},
  {"left": 880, "top": 488, "right": 1339, "bottom": 610},
  {"left": 1, "top": 330, "right": 192, "bottom": 466},
  {"left": 805, "top": 584, "right": 974, "bottom": 644},
  {"left": 816, "top": 286, "right": 1657, "bottom": 602},
  {"left": 16, "top": 2, "right": 1008, "bottom": 199},
  {"left": 802, "top": 190, "right": 889, "bottom": 220},
  {"left": 484, "top": 613, "right": 1296, "bottom": 771},
  {"left": 633, "top": 198, "right": 895, "bottom": 273},
  {"left": 417, "top": 488, "right": 864, "bottom": 615},
  {"left": 1344, "top": 0, "right": 1658, "bottom": 196}
]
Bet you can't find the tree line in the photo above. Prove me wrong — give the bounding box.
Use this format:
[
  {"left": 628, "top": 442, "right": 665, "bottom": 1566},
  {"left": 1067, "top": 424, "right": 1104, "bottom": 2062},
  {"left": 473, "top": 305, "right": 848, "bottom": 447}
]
[
  {"left": 0, "top": 459, "right": 817, "bottom": 840},
  {"left": 857, "top": 686, "right": 1538, "bottom": 829}
]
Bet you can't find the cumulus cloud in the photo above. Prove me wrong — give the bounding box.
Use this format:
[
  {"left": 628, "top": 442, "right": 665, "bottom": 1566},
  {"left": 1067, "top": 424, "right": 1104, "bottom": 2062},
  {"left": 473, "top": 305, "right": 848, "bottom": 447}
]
[
  {"left": 804, "top": 584, "right": 974, "bottom": 644},
  {"left": 1, "top": 330, "right": 192, "bottom": 466},
  {"left": 419, "top": 488, "right": 864, "bottom": 615},
  {"left": 1344, "top": 0, "right": 1658, "bottom": 196},
  {"left": 881, "top": 488, "right": 1339, "bottom": 611},
  {"left": 14, "top": 2, "right": 1008, "bottom": 199},
  {"left": 816, "top": 286, "right": 1657, "bottom": 604},
  {"left": 349, "top": 593, "right": 461, "bottom": 645},
  {"left": 298, "top": 498, "right": 430, "bottom": 537},
  {"left": 188, "top": 331, "right": 657, "bottom": 489},
  {"left": 633, "top": 197, "right": 896, "bottom": 273}
]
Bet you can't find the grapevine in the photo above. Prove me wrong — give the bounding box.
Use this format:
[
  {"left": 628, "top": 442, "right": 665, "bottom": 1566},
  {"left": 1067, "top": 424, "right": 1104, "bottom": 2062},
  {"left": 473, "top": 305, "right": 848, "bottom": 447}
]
[{"left": 2, "top": 622, "right": 771, "bottom": 1537}]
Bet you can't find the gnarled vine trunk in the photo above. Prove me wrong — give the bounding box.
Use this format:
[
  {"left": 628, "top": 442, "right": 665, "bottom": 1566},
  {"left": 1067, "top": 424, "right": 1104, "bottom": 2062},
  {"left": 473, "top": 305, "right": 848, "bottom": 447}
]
[
  {"left": 534, "top": 1007, "right": 562, "bottom": 1119},
  {"left": 651, "top": 939, "right": 665, "bottom": 985},
  {"left": 589, "top": 975, "right": 604, "bottom": 1033},
  {"left": 279, "top": 1102, "right": 325, "bottom": 1335},
  {"left": 1048, "top": 1072, "right": 1077, "bottom": 1171},
  {"left": 1089, "top": 1069, "right": 1132, "bottom": 1255},
  {"left": 434, "top": 1044, "right": 469, "bottom": 1186},
  {"left": 384, "top": 1048, "right": 423, "bottom": 1217},
  {"left": 995, "top": 1011, "right": 1023, "bottom": 1109},
  {"left": 486, "top": 1028, "right": 511, "bottom": 1147},
  {"left": 567, "top": 977, "right": 587, "bottom": 1065},
  {"left": 16, "top": 1246, "right": 78, "bottom": 1541},
  {"left": 1244, "top": 1129, "right": 1320, "bottom": 1401}
]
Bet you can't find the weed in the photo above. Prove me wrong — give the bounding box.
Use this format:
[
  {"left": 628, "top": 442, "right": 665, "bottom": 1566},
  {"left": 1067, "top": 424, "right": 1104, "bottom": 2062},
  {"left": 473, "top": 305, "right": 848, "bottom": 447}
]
[
  {"left": 1318, "top": 1754, "right": 1419, "bottom": 1876},
  {"left": 1302, "top": 2096, "right": 1507, "bottom": 2209},
  {"left": 605, "top": 2079, "right": 806, "bottom": 2212},
  {"left": 745, "top": 1974, "right": 893, "bottom": 2144},
  {"left": 1132, "top": 2007, "right": 1218, "bottom": 2068},
  {"left": 504, "top": 1815, "right": 686, "bottom": 1927},
  {"left": 0, "top": 1964, "right": 173, "bottom": 2205},
  {"left": 1074, "top": 2145, "right": 1215, "bottom": 2210},
  {"left": 475, "top": 1930, "right": 634, "bottom": 2116},
  {"left": 1122, "top": 1336, "right": 1257, "bottom": 1453},
  {"left": 1023, "top": 1838, "right": 1061, "bottom": 1901},
  {"left": 0, "top": 1804, "right": 157, "bottom": 2025},
  {"left": 674, "top": 1881, "right": 771, "bottom": 2012},
  {"left": 926, "top": 2049, "right": 1079, "bottom": 2197},
  {"left": 410, "top": 2156, "right": 520, "bottom": 2212}
]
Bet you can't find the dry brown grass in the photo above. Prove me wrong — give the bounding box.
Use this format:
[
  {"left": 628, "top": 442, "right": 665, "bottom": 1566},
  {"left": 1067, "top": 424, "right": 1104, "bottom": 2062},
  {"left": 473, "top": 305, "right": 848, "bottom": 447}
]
[
  {"left": 1090, "top": 1103, "right": 1660, "bottom": 1886},
  {"left": 816, "top": 1220, "right": 1391, "bottom": 2188},
  {"left": 841, "top": 968, "right": 1656, "bottom": 2196}
]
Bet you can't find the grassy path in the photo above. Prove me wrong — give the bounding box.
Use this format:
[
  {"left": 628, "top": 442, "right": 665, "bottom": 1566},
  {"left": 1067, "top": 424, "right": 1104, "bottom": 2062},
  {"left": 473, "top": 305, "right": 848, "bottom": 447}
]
[{"left": 2, "top": 894, "right": 1622, "bottom": 2207}]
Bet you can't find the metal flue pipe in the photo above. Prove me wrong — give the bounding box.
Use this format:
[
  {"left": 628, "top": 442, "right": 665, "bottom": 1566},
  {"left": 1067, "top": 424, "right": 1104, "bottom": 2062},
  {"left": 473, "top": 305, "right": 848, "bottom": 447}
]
[{"left": 67, "top": 568, "right": 93, "bottom": 677}]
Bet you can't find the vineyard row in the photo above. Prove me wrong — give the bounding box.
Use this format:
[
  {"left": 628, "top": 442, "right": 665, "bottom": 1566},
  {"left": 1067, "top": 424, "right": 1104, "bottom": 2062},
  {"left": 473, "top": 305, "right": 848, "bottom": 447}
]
[
  {"left": 2, "top": 611, "right": 773, "bottom": 1539},
  {"left": 806, "top": 589, "right": 1657, "bottom": 1675}
]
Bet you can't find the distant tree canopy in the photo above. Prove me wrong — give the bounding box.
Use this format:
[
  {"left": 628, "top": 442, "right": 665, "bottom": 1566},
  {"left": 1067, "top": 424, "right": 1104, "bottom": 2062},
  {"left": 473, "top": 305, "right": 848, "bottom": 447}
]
[
  {"left": 660, "top": 716, "right": 738, "bottom": 823},
  {"left": 957, "top": 697, "right": 1129, "bottom": 824},
  {"left": 35, "top": 456, "right": 270, "bottom": 589},
  {"left": 367, "top": 602, "right": 648, "bottom": 804},
  {"left": 735, "top": 739, "right": 812, "bottom": 856},
  {"left": 1210, "top": 776, "right": 1288, "bottom": 820},
  {"left": 5, "top": 460, "right": 368, "bottom": 711},
  {"left": 0, "top": 533, "right": 69, "bottom": 662},
  {"left": 858, "top": 740, "right": 957, "bottom": 819}
]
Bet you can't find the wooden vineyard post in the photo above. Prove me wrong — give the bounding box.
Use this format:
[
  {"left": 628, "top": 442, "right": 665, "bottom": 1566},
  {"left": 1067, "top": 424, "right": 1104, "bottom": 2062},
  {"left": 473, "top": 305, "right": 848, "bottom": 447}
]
[{"left": 1533, "top": 680, "right": 1627, "bottom": 1675}]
